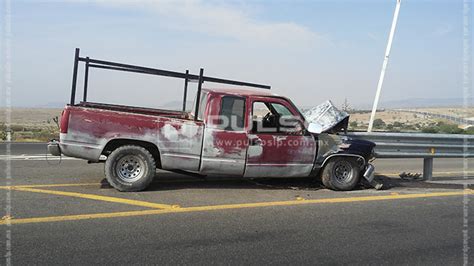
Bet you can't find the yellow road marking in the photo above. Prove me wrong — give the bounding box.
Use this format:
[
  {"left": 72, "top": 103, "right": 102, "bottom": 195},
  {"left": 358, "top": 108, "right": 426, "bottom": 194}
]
[
  {"left": 0, "top": 210, "right": 162, "bottom": 225},
  {"left": 0, "top": 183, "right": 99, "bottom": 189},
  {"left": 5, "top": 187, "right": 174, "bottom": 210},
  {"left": 1, "top": 190, "right": 472, "bottom": 225}
]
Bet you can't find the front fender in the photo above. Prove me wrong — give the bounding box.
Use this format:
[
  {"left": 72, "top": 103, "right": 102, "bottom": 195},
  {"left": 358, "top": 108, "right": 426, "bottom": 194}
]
[
  {"left": 314, "top": 133, "right": 375, "bottom": 165},
  {"left": 321, "top": 153, "right": 366, "bottom": 169}
]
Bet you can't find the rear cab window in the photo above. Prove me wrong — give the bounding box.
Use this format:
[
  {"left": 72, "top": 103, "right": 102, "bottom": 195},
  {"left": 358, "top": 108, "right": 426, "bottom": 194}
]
[{"left": 219, "top": 96, "right": 246, "bottom": 131}]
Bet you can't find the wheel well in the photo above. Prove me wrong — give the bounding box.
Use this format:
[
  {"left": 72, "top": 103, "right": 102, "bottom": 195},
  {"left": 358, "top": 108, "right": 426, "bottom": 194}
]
[
  {"left": 321, "top": 154, "right": 365, "bottom": 169},
  {"left": 102, "top": 139, "right": 161, "bottom": 168}
]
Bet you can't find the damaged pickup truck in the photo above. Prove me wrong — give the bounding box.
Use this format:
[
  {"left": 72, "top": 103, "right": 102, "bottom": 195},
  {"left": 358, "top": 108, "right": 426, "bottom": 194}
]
[{"left": 49, "top": 48, "right": 376, "bottom": 192}]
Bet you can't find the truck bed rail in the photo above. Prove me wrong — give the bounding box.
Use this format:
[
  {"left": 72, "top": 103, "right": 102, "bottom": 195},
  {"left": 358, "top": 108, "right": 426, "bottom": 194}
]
[{"left": 70, "top": 48, "right": 271, "bottom": 120}]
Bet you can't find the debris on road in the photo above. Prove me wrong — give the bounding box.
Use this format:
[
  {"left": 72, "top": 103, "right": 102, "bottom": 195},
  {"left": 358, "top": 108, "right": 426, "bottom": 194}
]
[{"left": 399, "top": 172, "right": 423, "bottom": 180}]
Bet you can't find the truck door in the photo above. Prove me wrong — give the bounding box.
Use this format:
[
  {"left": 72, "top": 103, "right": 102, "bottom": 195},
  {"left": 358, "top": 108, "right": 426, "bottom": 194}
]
[
  {"left": 244, "top": 97, "right": 317, "bottom": 178},
  {"left": 200, "top": 95, "right": 249, "bottom": 176}
]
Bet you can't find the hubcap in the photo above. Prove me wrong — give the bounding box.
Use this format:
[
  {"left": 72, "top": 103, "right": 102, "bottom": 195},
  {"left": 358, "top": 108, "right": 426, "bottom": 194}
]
[
  {"left": 116, "top": 155, "right": 145, "bottom": 182},
  {"left": 333, "top": 160, "right": 353, "bottom": 184}
]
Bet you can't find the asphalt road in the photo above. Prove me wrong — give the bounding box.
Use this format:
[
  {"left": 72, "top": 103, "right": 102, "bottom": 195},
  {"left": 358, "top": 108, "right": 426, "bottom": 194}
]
[
  {"left": 1, "top": 142, "right": 472, "bottom": 176},
  {"left": 0, "top": 142, "right": 49, "bottom": 155},
  {"left": 0, "top": 143, "right": 473, "bottom": 264}
]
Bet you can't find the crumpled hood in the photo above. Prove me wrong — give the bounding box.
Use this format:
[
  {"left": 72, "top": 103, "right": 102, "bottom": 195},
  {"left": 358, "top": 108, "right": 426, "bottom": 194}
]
[{"left": 303, "top": 100, "right": 349, "bottom": 134}]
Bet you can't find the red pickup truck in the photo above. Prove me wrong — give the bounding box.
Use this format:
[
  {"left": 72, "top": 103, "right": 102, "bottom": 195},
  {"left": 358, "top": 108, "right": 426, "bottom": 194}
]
[{"left": 49, "top": 49, "right": 376, "bottom": 192}]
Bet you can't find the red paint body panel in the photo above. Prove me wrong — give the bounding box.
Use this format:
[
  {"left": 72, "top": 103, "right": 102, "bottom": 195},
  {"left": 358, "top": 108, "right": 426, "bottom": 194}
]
[{"left": 59, "top": 108, "right": 71, "bottom": 134}]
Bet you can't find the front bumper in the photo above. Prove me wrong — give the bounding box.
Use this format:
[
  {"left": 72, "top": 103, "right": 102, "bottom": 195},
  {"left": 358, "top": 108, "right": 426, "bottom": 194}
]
[
  {"left": 363, "top": 164, "right": 375, "bottom": 182},
  {"left": 48, "top": 140, "right": 61, "bottom": 156}
]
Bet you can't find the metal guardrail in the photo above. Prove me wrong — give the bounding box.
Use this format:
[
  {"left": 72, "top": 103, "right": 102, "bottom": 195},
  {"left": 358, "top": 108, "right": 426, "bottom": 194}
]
[{"left": 347, "top": 132, "right": 474, "bottom": 180}]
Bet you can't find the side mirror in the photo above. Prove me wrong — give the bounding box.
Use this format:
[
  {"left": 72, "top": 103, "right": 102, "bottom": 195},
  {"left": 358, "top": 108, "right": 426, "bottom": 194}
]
[{"left": 308, "top": 122, "right": 324, "bottom": 134}]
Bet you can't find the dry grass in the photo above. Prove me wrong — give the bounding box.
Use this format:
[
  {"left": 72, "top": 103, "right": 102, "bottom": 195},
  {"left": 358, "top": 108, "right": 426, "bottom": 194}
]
[
  {"left": 0, "top": 108, "right": 62, "bottom": 128},
  {"left": 350, "top": 110, "right": 439, "bottom": 129},
  {"left": 0, "top": 108, "right": 62, "bottom": 141}
]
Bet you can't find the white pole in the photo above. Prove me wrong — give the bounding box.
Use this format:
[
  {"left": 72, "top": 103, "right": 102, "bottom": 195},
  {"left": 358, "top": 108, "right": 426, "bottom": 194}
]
[{"left": 368, "top": 0, "right": 401, "bottom": 132}]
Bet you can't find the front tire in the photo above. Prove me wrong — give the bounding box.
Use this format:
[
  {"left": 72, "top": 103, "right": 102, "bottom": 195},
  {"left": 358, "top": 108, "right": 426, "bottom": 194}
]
[
  {"left": 105, "top": 145, "right": 156, "bottom": 192},
  {"left": 321, "top": 157, "right": 360, "bottom": 191}
]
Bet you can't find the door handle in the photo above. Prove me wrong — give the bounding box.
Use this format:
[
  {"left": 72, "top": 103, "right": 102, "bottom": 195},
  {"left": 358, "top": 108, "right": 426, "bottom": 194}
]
[{"left": 250, "top": 138, "right": 262, "bottom": 146}]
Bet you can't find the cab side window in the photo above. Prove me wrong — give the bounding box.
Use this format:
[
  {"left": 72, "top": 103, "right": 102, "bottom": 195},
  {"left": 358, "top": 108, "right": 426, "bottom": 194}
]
[
  {"left": 252, "top": 102, "right": 277, "bottom": 133},
  {"left": 252, "top": 101, "right": 303, "bottom": 134}
]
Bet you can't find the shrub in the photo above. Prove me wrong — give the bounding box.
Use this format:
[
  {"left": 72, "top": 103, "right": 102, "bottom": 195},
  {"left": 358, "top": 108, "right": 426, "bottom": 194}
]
[
  {"left": 373, "top": 119, "right": 386, "bottom": 128},
  {"left": 422, "top": 127, "right": 439, "bottom": 133},
  {"left": 464, "top": 127, "right": 474, "bottom": 134},
  {"left": 393, "top": 121, "right": 403, "bottom": 128},
  {"left": 438, "top": 123, "right": 464, "bottom": 134}
]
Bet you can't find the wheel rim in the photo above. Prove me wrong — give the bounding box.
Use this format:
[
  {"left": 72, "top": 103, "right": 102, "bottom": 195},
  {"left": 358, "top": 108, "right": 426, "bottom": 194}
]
[
  {"left": 333, "top": 160, "right": 354, "bottom": 184},
  {"left": 116, "top": 155, "right": 145, "bottom": 182}
]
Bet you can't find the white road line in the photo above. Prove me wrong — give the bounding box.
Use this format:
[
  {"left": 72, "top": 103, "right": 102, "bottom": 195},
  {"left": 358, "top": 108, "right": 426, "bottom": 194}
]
[{"left": 0, "top": 154, "right": 81, "bottom": 161}]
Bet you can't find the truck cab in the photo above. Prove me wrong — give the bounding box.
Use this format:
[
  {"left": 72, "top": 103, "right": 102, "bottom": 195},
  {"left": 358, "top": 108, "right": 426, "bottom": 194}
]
[{"left": 197, "top": 88, "right": 316, "bottom": 178}]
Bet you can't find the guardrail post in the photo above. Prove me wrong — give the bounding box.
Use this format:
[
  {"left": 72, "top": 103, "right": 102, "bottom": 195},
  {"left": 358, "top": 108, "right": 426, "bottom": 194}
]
[{"left": 423, "top": 158, "right": 433, "bottom": 181}]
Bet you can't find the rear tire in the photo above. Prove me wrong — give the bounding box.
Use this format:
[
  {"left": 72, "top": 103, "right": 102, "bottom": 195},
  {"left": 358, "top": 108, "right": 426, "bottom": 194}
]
[
  {"left": 105, "top": 145, "right": 156, "bottom": 192},
  {"left": 321, "top": 157, "right": 360, "bottom": 191}
]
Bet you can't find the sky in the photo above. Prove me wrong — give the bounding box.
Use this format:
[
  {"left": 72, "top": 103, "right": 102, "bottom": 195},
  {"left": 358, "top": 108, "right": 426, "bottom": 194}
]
[{"left": 1, "top": 0, "right": 471, "bottom": 109}]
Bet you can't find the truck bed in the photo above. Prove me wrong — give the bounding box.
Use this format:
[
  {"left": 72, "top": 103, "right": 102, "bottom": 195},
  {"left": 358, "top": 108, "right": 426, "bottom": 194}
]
[
  {"left": 60, "top": 103, "right": 204, "bottom": 166},
  {"left": 78, "top": 102, "right": 189, "bottom": 119}
]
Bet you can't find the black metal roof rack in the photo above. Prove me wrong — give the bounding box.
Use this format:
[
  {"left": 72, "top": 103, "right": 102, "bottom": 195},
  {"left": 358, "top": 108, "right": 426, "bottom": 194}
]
[{"left": 70, "top": 48, "right": 271, "bottom": 121}]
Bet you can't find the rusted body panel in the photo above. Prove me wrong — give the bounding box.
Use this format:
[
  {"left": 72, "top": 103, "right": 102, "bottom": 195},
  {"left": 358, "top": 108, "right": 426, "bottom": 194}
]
[
  {"left": 61, "top": 106, "right": 158, "bottom": 161},
  {"left": 200, "top": 92, "right": 248, "bottom": 175},
  {"left": 201, "top": 129, "right": 248, "bottom": 175},
  {"left": 157, "top": 118, "right": 204, "bottom": 171},
  {"left": 245, "top": 134, "right": 316, "bottom": 177},
  {"left": 60, "top": 104, "right": 203, "bottom": 171},
  {"left": 243, "top": 95, "right": 316, "bottom": 177}
]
